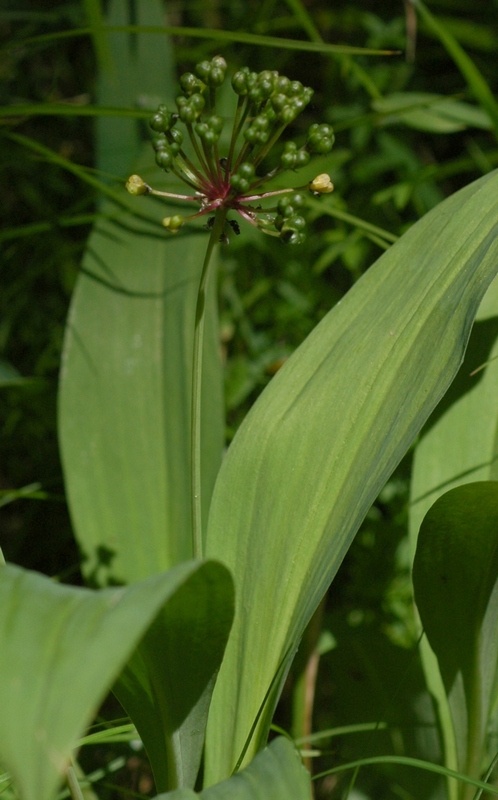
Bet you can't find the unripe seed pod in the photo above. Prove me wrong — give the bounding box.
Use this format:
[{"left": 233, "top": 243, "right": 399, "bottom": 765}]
[
  {"left": 203, "top": 129, "right": 218, "bottom": 145},
  {"left": 212, "top": 55, "right": 227, "bottom": 71},
  {"left": 195, "top": 60, "right": 211, "bottom": 82},
  {"left": 149, "top": 104, "right": 176, "bottom": 133},
  {"left": 287, "top": 214, "right": 306, "bottom": 231},
  {"left": 295, "top": 150, "right": 311, "bottom": 168},
  {"left": 169, "top": 128, "right": 184, "bottom": 147},
  {"left": 152, "top": 134, "right": 168, "bottom": 151},
  {"left": 149, "top": 112, "right": 166, "bottom": 133},
  {"left": 162, "top": 215, "right": 184, "bottom": 232},
  {"left": 279, "top": 105, "right": 298, "bottom": 124},
  {"left": 237, "top": 162, "right": 255, "bottom": 180},
  {"left": 290, "top": 192, "right": 305, "bottom": 207},
  {"left": 155, "top": 149, "right": 173, "bottom": 170},
  {"left": 191, "top": 93, "right": 205, "bottom": 111},
  {"left": 280, "top": 141, "right": 298, "bottom": 169},
  {"left": 210, "top": 67, "right": 225, "bottom": 86},
  {"left": 275, "top": 75, "right": 290, "bottom": 93},
  {"left": 277, "top": 197, "right": 292, "bottom": 217},
  {"left": 231, "top": 175, "right": 250, "bottom": 193},
  {"left": 209, "top": 115, "right": 224, "bottom": 133},
  {"left": 232, "top": 68, "right": 249, "bottom": 95},
  {"left": 271, "top": 93, "right": 288, "bottom": 112},
  {"left": 289, "top": 81, "right": 303, "bottom": 96},
  {"left": 281, "top": 228, "right": 305, "bottom": 245}
]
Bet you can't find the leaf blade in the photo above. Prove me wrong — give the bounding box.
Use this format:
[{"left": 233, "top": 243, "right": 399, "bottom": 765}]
[
  {"left": 156, "top": 737, "right": 311, "bottom": 800},
  {"left": 114, "top": 561, "right": 234, "bottom": 791},
  {"left": 59, "top": 204, "right": 223, "bottom": 582},
  {"left": 413, "top": 482, "right": 498, "bottom": 790},
  {"left": 204, "top": 169, "right": 498, "bottom": 782},
  {"left": 0, "top": 560, "right": 218, "bottom": 800}
]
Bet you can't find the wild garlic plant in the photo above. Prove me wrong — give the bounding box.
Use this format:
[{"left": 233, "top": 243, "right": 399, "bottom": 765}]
[
  {"left": 125, "top": 57, "right": 335, "bottom": 558},
  {"left": 126, "top": 56, "right": 334, "bottom": 243}
]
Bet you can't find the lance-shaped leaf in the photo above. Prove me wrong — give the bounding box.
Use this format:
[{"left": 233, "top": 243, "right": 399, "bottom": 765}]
[
  {"left": 58, "top": 0, "right": 224, "bottom": 584},
  {"left": 409, "top": 274, "right": 498, "bottom": 538},
  {"left": 59, "top": 210, "right": 223, "bottom": 583},
  {"left": 156, "top": 737, "right": 311, "bottom": 800},
  {"left": 204, "top": 169, "right": 498, "bottom": 783},
  {"left": 412, "top": 482, "right": 498, "bottom": 800},
  {"left": 408, "top": 272, "right": 498, "bottom": 800},
  {"left": 0, "top": 559, "right": 232, "bottom": 800},
  {"left": 94, "top": 0, "right": 175, "bottom": 179},
  {"left": 114, "top": 561, "right": 234, "bottom": 792}
]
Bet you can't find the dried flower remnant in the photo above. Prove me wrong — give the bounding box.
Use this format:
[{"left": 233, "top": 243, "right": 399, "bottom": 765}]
[{"left": 126, "top": 57, "right": 335, "bottom": 244}]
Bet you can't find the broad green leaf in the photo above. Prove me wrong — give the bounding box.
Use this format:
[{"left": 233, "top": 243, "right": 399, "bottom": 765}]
[
  {"left": 0, "top": 559, "right": 221, "bottom": 800},
  {"left": 408, "top": 263, "right": 498, "bottom": 800},
  {"left": 114, "top": 562, "right": 234, "bottom": 792},
  {"left": 409, "top": 274, "right": 498, "bottom": 538},
  {"left": 373, "top": 93, "right": 492, "bottom": 133},
  {"left": 414, "top": 0, "right": 498, "bottom": 137},
  {"left": 58, "top": 198, "right": 223, "bottom": 583},
  {"left": 156, "top": 737, "right": 311, "bottom": 800},
  {"left": 82, "top": 0, "right": 111, "bottom": 75},
  {"left": 95, "top": 0, "right": 174, "bottom": 179},
  {"left": 412, "top": 482, "right": 498, "bottom": 799},
  {"left": 204, "top": 169, "right": 498, "bottom": 783},
  {"left": 308, "top": 611, "right": 443, "bottom": 800},
  {"left": 59, "top": 1, "right": 223, "bottom": 584}
]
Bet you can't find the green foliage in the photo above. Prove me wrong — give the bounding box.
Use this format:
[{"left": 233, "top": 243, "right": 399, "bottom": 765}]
[
  {"left": 3, "top": 1, "right": 498, "bottom": 800},
  {"left": 156, "top": 737, "right": 311, "bottom": 800},
  {"left": 0, "top": 559, "right": 233, "bottom": 800},
  {"left": 58, "top": 201, "right": 224, "bottom": 581},
  {"left": 203, "top": 167, "right": 498, "bottom": 783},
  {"left": 413, "top": 482, "right": 498, "bottom": 800},
  {"left": 113, "top": 562, "right": 234, "bottom": 792}
]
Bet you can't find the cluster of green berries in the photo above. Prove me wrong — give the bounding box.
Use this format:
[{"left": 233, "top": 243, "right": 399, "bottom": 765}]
[{"left": 126, "top": 57, "right": 335, "bottom": 244}]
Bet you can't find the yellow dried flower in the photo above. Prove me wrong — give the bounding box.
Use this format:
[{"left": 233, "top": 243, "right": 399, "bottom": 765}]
[
  {"left": 309, "top": 174, "right": 334, "bottom": 194},
  {"left": 125, "top": 175, "right": 149, "bottom": 196}
]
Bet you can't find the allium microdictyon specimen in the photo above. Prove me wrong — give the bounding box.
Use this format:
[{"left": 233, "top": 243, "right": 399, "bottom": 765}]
[{"left": 126, "top": 57, "right": 335, "bottom": 244}]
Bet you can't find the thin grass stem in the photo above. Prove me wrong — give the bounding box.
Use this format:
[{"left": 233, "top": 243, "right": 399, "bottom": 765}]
[{"left": 66, "top": 765, "right": 86, "bottom": 800}]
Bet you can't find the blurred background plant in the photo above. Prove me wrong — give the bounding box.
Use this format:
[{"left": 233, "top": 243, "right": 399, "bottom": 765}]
[{"left": 1, "top": 1, "right": 498, "bottom": 798}]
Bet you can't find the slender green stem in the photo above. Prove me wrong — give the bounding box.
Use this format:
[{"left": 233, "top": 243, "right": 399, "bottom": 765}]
[
  {"left": 232, "top": 101, "right": 260, "bottom": 173},
  {"left": 253, "top": 121, "right": 288, "bottom": 168},
  {"left": 172, "top": 148, "right": 211, "bottom": 191},
  {"left": 473, "top": 750, "right": 498, "bottom": 800},
  {"left": 66, "top": 765, "right": 86, "bottom": 800},
  {"left": 191, "top": 206, "right": 228, "bottom": 559},
  {"left": 464, "top": 671, "right": 485, "bottom": 800},
  {"left": 186, "top": 122, "right": 212, "bottom": 178},
  {"left": 227, "top": 95, "right": 248, "bottom": 171},
  {"left": 200, "top": 138, "right": 220, "bottom": 185}
]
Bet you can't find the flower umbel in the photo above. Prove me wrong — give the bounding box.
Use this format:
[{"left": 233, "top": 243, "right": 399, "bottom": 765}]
[{"left": 126, "top": 58, "right": 334, "bottom": 244}]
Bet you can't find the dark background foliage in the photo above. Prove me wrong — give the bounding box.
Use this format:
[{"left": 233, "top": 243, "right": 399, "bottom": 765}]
[{"left": 1, "top": 1, "right": 497, "bottom": 797}]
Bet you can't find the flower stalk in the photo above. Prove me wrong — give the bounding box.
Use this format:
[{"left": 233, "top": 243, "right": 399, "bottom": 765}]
[
  {"left": 190, "top": 206, "right": 228, "bottom": 558},
  {"left": 125, "top": 58, "right": 336, "bottom": 557}
]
